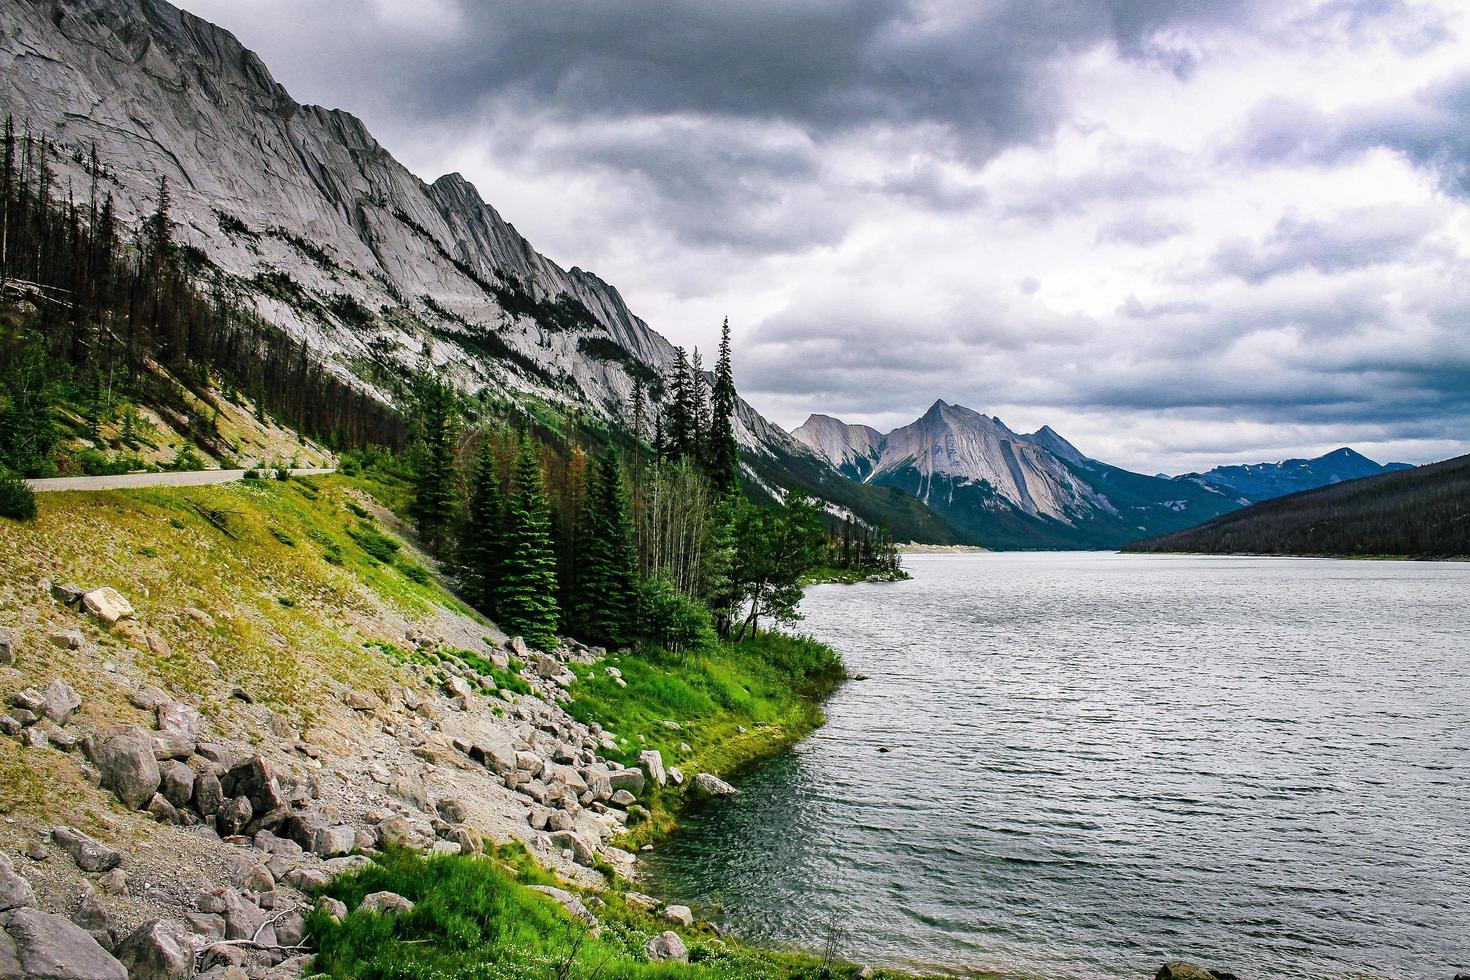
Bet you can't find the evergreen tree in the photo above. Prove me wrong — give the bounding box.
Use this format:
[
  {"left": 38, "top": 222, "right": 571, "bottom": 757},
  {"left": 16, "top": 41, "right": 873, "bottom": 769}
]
[
  {"left": 497, "top": 439, "right": 560, "bottom": 650},
  {"left": 709, "top": 317, "right": 740, "bottom": 492},
  {"left": 666, "top": 347, "right": 696, "bottom": 461},
  {"left": 690, "top": 348, "right": 710, "bottom": 457},
  {"left": 569, "top": 447, "right": 638, "bottom": 647},
  {"left": 408, "top": 372, "right": 458, "bottom": 553},
  {"left": 458, "top": 436, "right": 504, "bottom": 615}
]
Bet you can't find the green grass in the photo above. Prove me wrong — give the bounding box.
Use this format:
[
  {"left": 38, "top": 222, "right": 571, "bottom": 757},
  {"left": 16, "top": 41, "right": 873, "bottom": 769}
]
[
  {"left": 311, "top": 846, "right": 906, "bottom": 980},
  {"left": 564, "top": 633, "right": 845, "bottom": 846},
  {"left": 799, "top": 565, "right": 910, "bottom": 586}
]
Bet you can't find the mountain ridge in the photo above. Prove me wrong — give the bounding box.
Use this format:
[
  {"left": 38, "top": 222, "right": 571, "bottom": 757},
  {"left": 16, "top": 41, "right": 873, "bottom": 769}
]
[{"left": 1178, "top": 447, "right": 1413, "bottom": 503}]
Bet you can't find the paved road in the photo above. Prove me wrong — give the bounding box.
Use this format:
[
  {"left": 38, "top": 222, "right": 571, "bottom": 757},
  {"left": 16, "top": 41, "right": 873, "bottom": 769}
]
[{"left": 26, "top": 468, "right": 335, "bottom": 492}]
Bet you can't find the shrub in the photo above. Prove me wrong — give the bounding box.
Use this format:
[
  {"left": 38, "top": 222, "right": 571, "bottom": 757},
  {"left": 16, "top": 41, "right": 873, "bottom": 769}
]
[
  {"left": 0, "top": 473, "right": 37, "bottom": 521},
  {"left": 348, "top": 524, "right": 400, "bottom": 563},
  {"left": 636, "top": 573, "right": 715, "bottom": 652}
]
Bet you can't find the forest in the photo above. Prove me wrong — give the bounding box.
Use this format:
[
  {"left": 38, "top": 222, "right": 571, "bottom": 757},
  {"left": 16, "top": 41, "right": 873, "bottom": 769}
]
[
  {"left": 0, "top": 118, "right": 903, "bottom": 641},
  {"left": 1126, "top": 454, "right": 1470, "bottom": 558}
]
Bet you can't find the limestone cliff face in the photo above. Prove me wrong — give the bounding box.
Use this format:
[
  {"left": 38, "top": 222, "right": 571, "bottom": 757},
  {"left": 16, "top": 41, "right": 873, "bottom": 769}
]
[{"left": 0, "top": 0, "right": 810, "bottom": 460}]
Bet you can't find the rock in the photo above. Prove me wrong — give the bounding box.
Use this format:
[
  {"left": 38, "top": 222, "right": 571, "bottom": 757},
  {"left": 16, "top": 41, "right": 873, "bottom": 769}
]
[
  {"left": 643, "top": 931, "right": 688, "bottom": 963},
  {"left": 193, "top": 770, "right": 225, "bottom": 817},
  {"left": 609, "top": 789, "right": 636, "bottom": 807},
  {"left": 160, "top": 761, "right": 195, "bottom": 808},
  {"left": 156, "top": 702, "right": 204, "bottom": 737},
  {"left": 90, "top": 727, "right": 162, "bottom": 809},
  {"left": 1155, "top": 966, "right": 1226, "bottom": 980},
  {"left": 0, "top": 864, "right": 35, "bottom": 910},
  {"left": 81, "top": 587, "right": 135, "bottom": 626},
  {"left": 52, "top": 826, "right": 122, "bottom": 873},
  {"left": 388, "top": 773, "right": 431, "bottom": 811},
  {"left": 315, "top": 896, "right": 348, "bottom": 923},
  {"left": 99, "top": 868, "right": 129, "bottom": 895},
  {"left": 0, "top": 628, "right": 13, "bottom": 665},
  {"left": 115, "top": 919, "right": 195, "bottom": 980},
  {"left": 72, "top": 890, "right": 118, "bottom": 945},
  {"left": 130, "top": 686, "right": 171, "bottom": 711},
  {"left": 310, "top": 824, "right": 356, "bottom": 858},
  {"left": 222, "top": 852, "right": 274, "bottom": 893},
  {"left": 185, "top": 913, "right": 226, "bottom": 941},
  {"left": 50, "top": 582, "right": 86, "bottom": 607},
  {"left": 274, "top": 909, "right": 307, "bottom": 946},
  {"left": 343, "top": 689, "right": 378, "bottom": 712},
  {"left": 216, "top": 796, "right": 253, "bottom": 837},
  {"left": 443, "top": 675, "right": 472, "bottom": 700},
  {"left": 221, "top": 755, "right": 287, "bottom": 816},
  {"left": 637, "top": 749, "right": 666, "bottom": 787},
  {"left": 48, "top": 727, "right": 79, "bottom": 752},
  {"left": 3, "top": 908, "right": 127, "bottom": 978},
  {"left": 145, "top": 793, "right": 181, "bottom": 823},
  {"left": 666, "top": 766, "right": 684, "bottom": 786},
  {"left": 690, "top": 772, "right": 737, "bottom": 798},
  {"left": 182, "top": 607, "right": 214, "bottom": 626},
  {"left": 152, "top": 731, "right": 195, "bottom": 760},
  {"left": 11, "top": 689, "right": 46, "bottom": 715},
  {"left": 22, "top": 727, "right": 49, "bottom": 750},
  {"left": 0, "top": 716, "right": 18, "bottom": 736},
  {"left": 548, "top": 830, "right": 597, "bottom": 865},
  {"left": 607, "top": 768, "right": 645, "bottom": 796},
  {"left": 359, "top": 891, "right": 414, "bottom": 916},
  {"left": 48, "top": 629, "right": 85, "bottom": 650},
  {"left": 38, "top": 680, "right": 81, "bottom": 724},
  {"left": 508, "top": 636, "right": 529, "bottom": 659},
  {"left": 436, "top": 797, "right": 468, "bottom": 823},
  {"left": 663, "top": 904, "right": 694, "bottom": 927},
  {"left": 624, "top": 892, "right": 658, "bottom": 911},
  {"left": 283, "top": 866, "right": 331, "bottom": 891},
  {"left": 10, "top": 709, "right": 37, "bottom": 728}
]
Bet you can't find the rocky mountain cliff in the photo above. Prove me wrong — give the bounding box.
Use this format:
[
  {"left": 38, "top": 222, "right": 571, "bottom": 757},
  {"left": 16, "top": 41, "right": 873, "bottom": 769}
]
[
  {"left": 0, "top": 0, "right": 827, "bottom": 474},
  {"left": 1178, "top": 448, "right": 1413, "bottom": 503},
  {"left": 793, "top": 400, "right": 1241, "bottom": 549}
]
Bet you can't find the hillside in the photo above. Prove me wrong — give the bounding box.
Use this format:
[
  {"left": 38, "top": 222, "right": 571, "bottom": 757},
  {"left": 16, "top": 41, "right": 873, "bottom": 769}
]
[
  {"left": 793, "top": 400, "right": 1240, "bottom": 549},
  {"left": 1126, "top": 453, "right": 1470, "bottom": 558}
]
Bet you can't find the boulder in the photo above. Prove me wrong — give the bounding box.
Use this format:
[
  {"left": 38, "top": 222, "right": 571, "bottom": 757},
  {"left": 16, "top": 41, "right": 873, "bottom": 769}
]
[
  {"left": 0, "top": 627, "right": 13, "bottom": 665},
  {"left": 663, "top": 904, "right": 694, "bottom": 927},
  {"left": 3, "top": 908, "right": 127, "bottom": 978},
  {"left": 50, "top": 581, "right": 85, "bottom": 606},
  {"left": 283, "top": 867, "right": 331, "bottom": 892},
  {"left": 507, "top": 636, "right": 529, "bottom": 659},
  {"left": 436, "top": 797, "right": 469, "bottom": 823},
  {"left": 221, "top": 755, "right": 287, "bottom": 815},
  {"left": 667, "top": 766, "right": 685, "bottom": 786},
  {"left": 690, "top": 772, "right": 738, "bottom": 798},
  {"left": 184, "top": 913, "right": 225, "bottom": 941},
  {"left": 115, "top": 919, "right": 195, "bottom": 980},
  {"left": 548, "top": 830, "right": 598, "bottom": 865},
  {"left": 624, "top": 892, "right": 658, "bottom": 911},
  {"left": 359, "top": 891, "right": 414, "bottom": 916},
  {"left": 610, "top": 789, "right": 636, "bottom": 808},
  {"left": 160, "top": 761, "right": 195, "bottom": 809},
  {"left": 607, "top": 768, "right": 645, "bottom": 796},
  {"left": 145, "top": 793, "right": 181, "bottom": 824},
  {"left": 90, "top": 728, "right": 161, "bottom": 809},
  {"left": 156, "top": 702, "right": 204, "bottom": 737},
  {"left": 99, "top": 868, "right": 129, "bottom": 895},
  {"left": 637, "top": 749, "right": 666, "bottom": 787},
  {"left": 193, "top": 770, "right": 225, "bottom": 817},
  {"left": 343, "top": 689, "right": 378, "bottom": 712},
  {"left": 310, "top": 824, "right": 356, "bottom": 858},
  {"left": 643, "top": 931, "right": 688, "bottom": 963},
  {"left": 39, "top": 680, "right": 81, "bottom": 724},
  {"left": 0, "top": 863, "right": 35, "bottom": 911},
  {"left": 81, "top": 587, "right": 135, "bottom": 626},
  {"left": 11, "top": 689, "right": 46, "bottom": 715},
  {"left": 52, "top": 826, "right": 122, "bottom": 873},
  {"left": 443, "top": 676, "right": 472, "bottom": 701},
  {"left": 528, "top": 885, "right": 598, "bottom": 929},
  {"left": 48, "top": 629, "right": 85, "bottom": 650},
  {"left": 216, "top": 796, "right": 253, "bottom": 837},
  {"left": 72, "top": 890, "right": 119, "bottom": 947},
  {"left": 130, "top": 686, "right": 171, "bottom": 711},
  {"left": 152, "top": 731, "right": 195, "bottom": 760}
]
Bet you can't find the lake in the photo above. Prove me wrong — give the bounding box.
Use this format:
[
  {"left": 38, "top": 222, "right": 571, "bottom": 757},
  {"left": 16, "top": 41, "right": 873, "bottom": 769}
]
[{"left": 646, "top": 553, "right": 1470, "bottom": 979}]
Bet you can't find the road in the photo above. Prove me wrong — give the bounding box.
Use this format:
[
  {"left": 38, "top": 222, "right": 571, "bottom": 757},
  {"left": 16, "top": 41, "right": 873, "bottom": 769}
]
[{"left": 26, "top": 468, "right": 335, "bottom": 492}]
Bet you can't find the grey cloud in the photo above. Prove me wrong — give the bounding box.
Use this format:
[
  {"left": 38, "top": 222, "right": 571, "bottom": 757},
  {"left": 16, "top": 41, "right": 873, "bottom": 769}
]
[
  {"left": 1099, "top": 213, "right": 1189, "bottom": 247},
  {"left": 1212, "top": 207, "right": 1437, "bottom": 284}
]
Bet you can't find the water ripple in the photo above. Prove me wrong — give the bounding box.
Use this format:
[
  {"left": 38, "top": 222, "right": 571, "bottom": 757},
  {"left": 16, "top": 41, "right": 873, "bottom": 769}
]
[{"left": 646, "top": 554, "right": 1470, "bottom": 979}]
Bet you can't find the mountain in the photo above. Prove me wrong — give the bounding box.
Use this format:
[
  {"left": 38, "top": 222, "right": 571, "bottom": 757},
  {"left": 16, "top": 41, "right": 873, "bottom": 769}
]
[
  {"left": 1179, "top": 448, "right": 1413, "bottom": 503},
  {"left": 1128, "top": 453, "right": 1470, "bottom": 558},
  {"left": 792, "top": 400, "right": 1240, "bottom": 549},
  {"left": 2, "top": 0, "right": 873, "bottom": 508}
]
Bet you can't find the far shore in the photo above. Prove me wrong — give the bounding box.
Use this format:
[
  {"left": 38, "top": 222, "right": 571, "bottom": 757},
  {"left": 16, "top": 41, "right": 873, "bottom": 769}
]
[{"left": 898, "top": 543, "right": 990, "bottom": 554}]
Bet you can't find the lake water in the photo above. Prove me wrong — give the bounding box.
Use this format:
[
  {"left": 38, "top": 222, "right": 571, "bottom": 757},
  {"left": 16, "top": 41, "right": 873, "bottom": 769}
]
[{"left": 645, "top": 553, "right": 1470, "bottom": 979}]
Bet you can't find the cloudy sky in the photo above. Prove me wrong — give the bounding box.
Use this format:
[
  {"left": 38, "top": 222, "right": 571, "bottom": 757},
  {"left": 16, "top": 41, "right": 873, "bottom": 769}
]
[{"left": 179, "top": 0, "right": 1469, "bottom": 473}]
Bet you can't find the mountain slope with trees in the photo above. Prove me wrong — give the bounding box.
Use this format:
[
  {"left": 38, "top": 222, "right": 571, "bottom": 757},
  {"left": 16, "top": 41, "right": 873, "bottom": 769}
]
[
  {"left": 1174, "top": 447, "right": 1413, "bottom": 503},
  {"left": 1126, "top": 454, "right": 1470, "bottom": 558}
]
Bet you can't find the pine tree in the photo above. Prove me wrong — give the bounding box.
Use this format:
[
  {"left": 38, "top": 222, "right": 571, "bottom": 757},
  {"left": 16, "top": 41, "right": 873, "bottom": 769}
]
[
  {"left": 666, "top": 347, "right": 695, "bottom": 461},
  {"left": 709, "top": 317, "right": 740, "bottom": 492},
  {"left": 459, "top": 436, "right": 504, "bottom": 615},
  {"left": 497, "top": 439, "right": 560, "bottom": 650},
  {"left": 409, "top": 372, "right": 458, "bottom": 553},
  {"left": 690, "top": 348, "right": 710, "bottom": 457},
  {"left": 569, "top": 447, "right": 638, "bottom": 647}
]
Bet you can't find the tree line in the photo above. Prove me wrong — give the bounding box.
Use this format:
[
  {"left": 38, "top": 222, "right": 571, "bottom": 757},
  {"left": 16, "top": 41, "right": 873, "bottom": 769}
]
[{"left": 0, "top": 118, "right": 403, "bottom": 481}]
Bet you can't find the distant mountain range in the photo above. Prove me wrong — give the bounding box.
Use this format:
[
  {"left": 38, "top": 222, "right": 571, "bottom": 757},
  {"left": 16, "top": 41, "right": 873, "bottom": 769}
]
[
  {"left": 1128, "top": 453, "right": 1469, "bottom": 558},
  {"left": 1177, "top": 448, "right": 1412, "bottom": 503},
  {"left": 792, "top": 403, "right": 1423, "bottom": 550},
  {"left": 792, "top": 400, "right": 1240, "bottom": 549}
]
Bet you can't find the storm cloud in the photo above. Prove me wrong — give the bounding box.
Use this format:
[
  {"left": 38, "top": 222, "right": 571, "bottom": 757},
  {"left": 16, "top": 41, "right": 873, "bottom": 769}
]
[{"left": 179, "top": 0, "right": 1470, "bottom": 472}]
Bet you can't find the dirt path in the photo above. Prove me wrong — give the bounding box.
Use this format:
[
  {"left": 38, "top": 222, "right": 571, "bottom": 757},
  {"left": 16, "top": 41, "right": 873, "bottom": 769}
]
[{"left": 26, "top": 468, "right": 335, "bottom": 492}]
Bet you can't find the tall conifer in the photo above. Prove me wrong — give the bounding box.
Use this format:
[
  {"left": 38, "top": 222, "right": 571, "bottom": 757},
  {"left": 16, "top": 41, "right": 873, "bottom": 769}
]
[
  {"left": 569, "top": 447, "right": 638, "bottom": 647},
  {"left": 459, "top": 436, "right": 504, "bottom": 615},
  {"left": 709, "top": 317, "right": 740, "bottom": 492},
  {"left": 497, "top": 439, "right": 560, "bottom": 650}
]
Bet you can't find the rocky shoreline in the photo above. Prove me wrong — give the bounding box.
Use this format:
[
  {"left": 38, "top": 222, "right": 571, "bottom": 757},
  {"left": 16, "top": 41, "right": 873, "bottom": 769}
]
[{"left": 0, "top": 571, "right": 768, "bottom": 978}]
